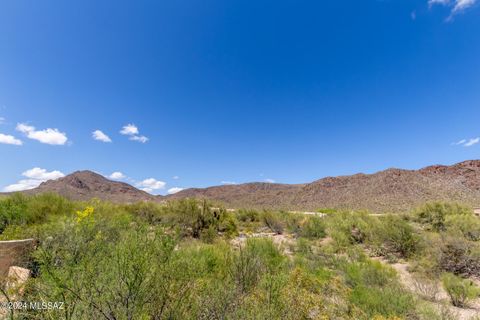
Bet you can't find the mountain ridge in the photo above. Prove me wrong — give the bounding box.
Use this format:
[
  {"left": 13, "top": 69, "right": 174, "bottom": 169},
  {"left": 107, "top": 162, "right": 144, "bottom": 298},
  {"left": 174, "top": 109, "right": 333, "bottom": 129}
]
[{"left": 3, "top": 160, "right": 480, "bottom": 212}]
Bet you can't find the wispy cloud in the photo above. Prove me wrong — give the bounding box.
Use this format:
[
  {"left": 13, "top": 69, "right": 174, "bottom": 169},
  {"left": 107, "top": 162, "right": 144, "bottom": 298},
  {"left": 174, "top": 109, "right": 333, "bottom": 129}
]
[
  {"left": 464, "top": 137, "right": 480, "bottom": 147},
  {"left": 109, "top": 172, "right": 126, "bottom": 180},
  {"left": 0, "top": 133, "right": 22, "bottom": 145},
  {"left": 129, "top": 135, "right": 149, "bottom": 143},
  {"left": 264, "top": 178, "right": 276, "bottom": 183},
  {"left": 120, "top": 124, "right": 139, "bottom": 136},
  {"left": 136, "top": 178, "right": 166, "bottom": 194},
  {"left": 16, "top": 123, "right": 68, "bottom": 145},
  {"left": 429, "top": 0, "right": 477, "bottom": 19},
  {"left": 453, "top": 137, "right": 479, "bottom": 147},
  {"left": 120, "top": 124, "right": 149, "bottom": 143},
  {"left": 92, "top": 130, "right": 112, "bottom": 143},
  {"left": 0, "top": 117, "right": 5, "bottom": 124},
  {"left": 429, "top": 0, "right": 451, "bottom": 6},
  {"left": 3, "top": 167, "right": 65, "bottom": 192},
  {"left": 173, "top": 176, "right": 180, "bottom": 180},
  {"left": 168, "top": 187, "right": 184, "bottom": 194},
  {"left": 221, "top": 181, "right": 237, "bottom": 185},
  {"left": 452, "top": 0, "right": 477, "bottom": 13}
]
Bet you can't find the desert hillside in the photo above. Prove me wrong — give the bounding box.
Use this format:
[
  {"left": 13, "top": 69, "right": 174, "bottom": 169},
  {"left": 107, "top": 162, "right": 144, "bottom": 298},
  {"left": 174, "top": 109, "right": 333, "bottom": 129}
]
[
  {"left": 169, "top": 160, "right": 480, "bottom": 212},
  {"left": 7, "top": 160, "right": 480, "bottom": 212}
]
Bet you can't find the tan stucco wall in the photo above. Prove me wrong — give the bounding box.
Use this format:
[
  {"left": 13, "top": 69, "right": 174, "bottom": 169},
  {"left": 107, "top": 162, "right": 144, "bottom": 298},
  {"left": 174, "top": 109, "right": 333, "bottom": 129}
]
[{"left": 0, "top": 239, "right": 35, "bottom": 276}]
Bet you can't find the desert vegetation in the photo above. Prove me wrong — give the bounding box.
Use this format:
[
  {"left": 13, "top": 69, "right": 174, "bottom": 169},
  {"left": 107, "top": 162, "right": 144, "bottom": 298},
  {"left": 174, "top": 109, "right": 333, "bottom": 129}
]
[{"left": 1, "top": 194, "right": 480, "bottom": 319}]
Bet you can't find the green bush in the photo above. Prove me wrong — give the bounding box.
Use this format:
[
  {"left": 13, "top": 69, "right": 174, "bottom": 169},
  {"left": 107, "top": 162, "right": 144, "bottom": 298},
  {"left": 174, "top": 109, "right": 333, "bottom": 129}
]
[
  {"left": 0, "top": 193, "right": 74, "bottom": 234},
  {"left": 125, "top": 201, "right": 164, "bottom": 224},
  {"left": 327, "top": 211, "right": 374, "bottom": 248},
  {"left": 343, "top": 259, "right": 398, "bottom": 289},
  {"left": 261, "top": 210, "right": 284, "bottom": 234},
  {"left": 236, "top": 209, "right": 260, "bottom": 223},
  {"left": 28, "top": 193, "right": 74, "bottom": 221},
  {"left": 300, "top": 216, "right": 326, "bottom": 239},
  {"left": 164, "top": 198, "right": 237, "bottom": 239},
  {"left": 445, "top": 214, "right": 480, "bottom": 241},
  {"left": 349, "top": 286, "right": 415, "bottom": 318},
  {"left": 442, "top": 272, "right": 480, "bottom": 307},
  {"left": 285, "top": 212, "right": 303, "bottom": 235},
  {"left": 0, "top": 193, "right": 29, "bottom": 232},
  {"left": 415, "top": 202, "right": 472, "bottom": 232},
  {"left": 372, "top": 215, "right": 420, "bottom": 258}
]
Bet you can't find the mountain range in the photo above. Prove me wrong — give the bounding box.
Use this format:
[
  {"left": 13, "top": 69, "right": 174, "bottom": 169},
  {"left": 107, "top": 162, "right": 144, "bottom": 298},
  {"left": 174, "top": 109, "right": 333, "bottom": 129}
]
[{"left": 5, "top": 160, "right": 480, "bottom": 212}]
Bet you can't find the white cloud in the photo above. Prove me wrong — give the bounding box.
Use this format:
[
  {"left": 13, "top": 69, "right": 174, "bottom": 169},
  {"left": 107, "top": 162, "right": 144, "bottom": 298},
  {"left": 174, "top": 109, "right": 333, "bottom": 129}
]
[
  {"left": 3, "top": 179, "right": 42, "bottom": 192},
  {"left": 464, "top": 137, "right": 480, "bottom": 147},
  {"left": 264, "top": 179, "right": 276, "bottom": 183},
  {"left": 16, "top": 123, "right": 68, "bottom": 145},
  {"left": 109, "top": 172, "right": 126, "bottom": 180},
  {"left": 92, "top": 130, "right": 112, "bottom": 143},
  {"left": 0, "top": 133, "right": 22, "bottom": 145},
  {"left": 120, "top": 124, "right": 139, "bottom": 136},
  {"left": 453, "top": 139, "right": 467, "bottom": 145},
  {"left": 136, "top": 178, "right": 166, "bottom": 193},
  {"left": 429, "top": 0, "right": 477, "bottom": 18},
  {"left": 454, "top": 137, "right": 480, "bottom": 147},
  {"left": 3, "top": 167, "right": 65, "bottom": 192},
  {"left": 173, "top": 176, "right": 180, "bottom": 180},
  {"left": 429, "top": 0, "right": 451, "bottom": 6},
  {"left": 129, "top": 135, "right": 149, "bottom": 143},
  {"left": 23, "top": 167, "right": 65, "bottom": 180},
  {"left": 120, "top": 124, "right": 149, "bottom": 143},
  {"left": 168, "top": 187, "right": 184, "bottom": 194},
  {"left": 452, "top": 0, "right": 476, "bottom": 13},
  {"left": 221, "top": 181, "right": 237, "bottom": 185}
]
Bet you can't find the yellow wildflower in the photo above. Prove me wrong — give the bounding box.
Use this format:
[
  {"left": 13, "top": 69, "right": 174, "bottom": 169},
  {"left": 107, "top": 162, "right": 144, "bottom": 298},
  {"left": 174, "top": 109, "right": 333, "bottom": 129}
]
[{"left": 75, "top": 206, "right": 94, "bottom": 223}]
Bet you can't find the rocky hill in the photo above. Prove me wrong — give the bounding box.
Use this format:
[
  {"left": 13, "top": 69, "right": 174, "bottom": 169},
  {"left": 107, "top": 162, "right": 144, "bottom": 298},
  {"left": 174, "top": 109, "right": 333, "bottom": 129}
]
[
  {"left": 168, "top": 160, "right": 480, "bottom": 212},
  {"left": 7, "top": 160, "right": 480, "bottom": 212},
  {"left": 23, "top": 170, "right": 155, "bottom": 203}
]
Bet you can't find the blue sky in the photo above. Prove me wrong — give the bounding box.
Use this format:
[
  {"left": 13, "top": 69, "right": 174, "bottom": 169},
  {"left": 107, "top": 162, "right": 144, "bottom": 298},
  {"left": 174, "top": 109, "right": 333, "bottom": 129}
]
[{"left": 0, "top": 0, "right": 479, "bottom": 195}]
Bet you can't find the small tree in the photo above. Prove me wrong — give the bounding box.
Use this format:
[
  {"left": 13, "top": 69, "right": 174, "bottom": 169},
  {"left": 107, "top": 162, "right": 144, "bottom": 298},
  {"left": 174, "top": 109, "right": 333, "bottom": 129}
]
[
  {"left": 415, "top": 202, "right": 472, "bottom": 232},
  {"left": 442, "top": 273, "right": 480, "bottom": 307}
]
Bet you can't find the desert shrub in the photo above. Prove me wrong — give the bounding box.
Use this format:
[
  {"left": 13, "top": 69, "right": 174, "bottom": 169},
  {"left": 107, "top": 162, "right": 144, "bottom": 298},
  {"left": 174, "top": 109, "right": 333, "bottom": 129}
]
[
  {"left": 261, "top": 210, "right": 284, "bottom": 234},
  {"left": 300, "top": 216, "right": 326, "bottom": 239},
  {"left": 228, "top": 239, "right": 285, "bottom": 294},
  {"left": 0, "top": 193, "right": 29, "bottom": 232},
  {"left": 164, "top": 199, "right": 237, "bottom": 239},
  {"left": 125, "top": 201, "right": 164, "bottom": 224},
  {"left": 416, "top": 302, "right": 459, "bottom": 320},
  {"left": 412, "top": 273, "right": 440, "bottom": 301},
  {"left": 372, "top": 215, "right": 420, "bottom": 258},
  {"left": 25, "top": 218, "right": 199, "bottom": 319},
  {"left": 415, "top": 202, "right": 472, "bottom": 232},
  {"left": 285, "top": 212, "right": 303, "bottom": 235},
  {"left": 0, "top": 193, "right": 76, "bottom": 235},
  {"left": 349, "top": 286, "right": 415, "bottom": 319},
  {"left": 343, "top": 259, "right": 398, "bottom": 289},
  {"left": 236, "top": 209, "right": 260, "bottom": 223},
  {"left": 27, "top": 193, "right": 74, "bottom": 221},
  {"left": 200, "top": 225, "right": 218, "bottom": 243},
  {"left": 445, "top": 214, "right": 480, "bottom": 241},
  {"left": 441, "top": 272, "right": 480, "bottom": 307},
  {"left": 327, "top": 211, "right": 375, "bottom": 248},
  {"left": 294, "top": 238, "right": 313, "bottom": 255},
  {"left": 439, "top": 236, "right": 480, "bottom": 277}
]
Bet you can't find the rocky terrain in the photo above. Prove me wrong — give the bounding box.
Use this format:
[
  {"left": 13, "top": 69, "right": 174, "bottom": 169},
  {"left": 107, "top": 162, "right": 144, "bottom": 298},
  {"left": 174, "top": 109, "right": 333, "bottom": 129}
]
[
  {"left": 5, "top": 160, "right": 480, "bottom": 212},
  {"left": 169, "top": 160, "right": 480, "bottom": 212},
  {"left": 23, "top": 170, "right": 155, "bottom": 203}
]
